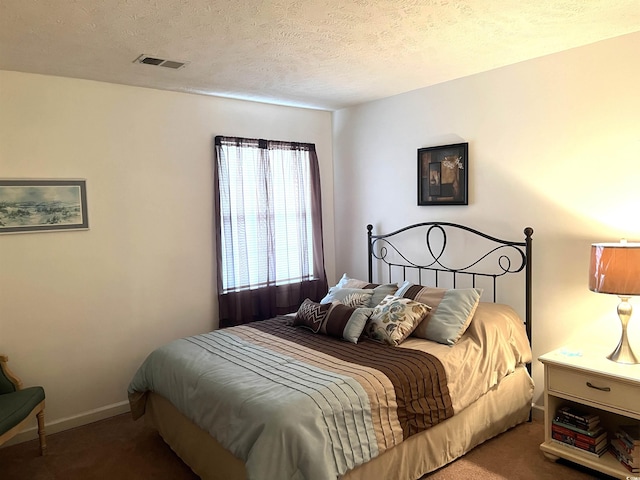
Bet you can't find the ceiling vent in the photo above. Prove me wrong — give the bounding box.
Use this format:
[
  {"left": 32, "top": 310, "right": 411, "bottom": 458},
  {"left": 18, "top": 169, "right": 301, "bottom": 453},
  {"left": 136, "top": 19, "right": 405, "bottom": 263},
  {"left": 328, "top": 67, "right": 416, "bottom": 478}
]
[{"left": 133, "top": 54, "right": 188, "bottom": 70}]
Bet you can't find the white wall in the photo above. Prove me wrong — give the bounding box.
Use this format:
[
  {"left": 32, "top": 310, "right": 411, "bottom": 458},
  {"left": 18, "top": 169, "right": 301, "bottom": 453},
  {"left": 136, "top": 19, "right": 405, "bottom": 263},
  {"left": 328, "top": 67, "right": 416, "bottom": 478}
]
[
  {"left": 0, "top": 71, "right": 335, "bottom": 436},
  {"left": 332, "top": 32, "right": 640, "bottom": 406},
  {"left": 2, "top": 31, "right": 638, "bottom": 438}
]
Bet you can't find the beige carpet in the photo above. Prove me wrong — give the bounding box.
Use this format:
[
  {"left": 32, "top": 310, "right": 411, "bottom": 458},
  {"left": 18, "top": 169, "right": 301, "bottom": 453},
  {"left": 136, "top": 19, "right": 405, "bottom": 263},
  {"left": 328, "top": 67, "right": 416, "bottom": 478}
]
[{"left": 0, "top": 415, "right": 614, "bottom": 479}]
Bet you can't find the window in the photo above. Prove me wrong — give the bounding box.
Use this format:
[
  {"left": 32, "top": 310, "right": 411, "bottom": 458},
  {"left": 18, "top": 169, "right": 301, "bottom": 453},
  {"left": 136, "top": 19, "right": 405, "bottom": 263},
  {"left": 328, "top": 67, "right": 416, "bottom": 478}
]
[{"left": 214, "top": 136, "right": 327, "bottom": 326}]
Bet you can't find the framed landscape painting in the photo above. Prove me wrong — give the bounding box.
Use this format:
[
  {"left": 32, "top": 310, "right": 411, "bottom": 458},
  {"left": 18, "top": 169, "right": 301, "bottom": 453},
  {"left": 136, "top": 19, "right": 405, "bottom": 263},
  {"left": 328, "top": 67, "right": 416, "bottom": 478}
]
[
  {"left": 418, "top": 143, "right": 468, "bottom": 205},
  {"left": 0, "top": 179, "right": 88, "bottom": 234}
]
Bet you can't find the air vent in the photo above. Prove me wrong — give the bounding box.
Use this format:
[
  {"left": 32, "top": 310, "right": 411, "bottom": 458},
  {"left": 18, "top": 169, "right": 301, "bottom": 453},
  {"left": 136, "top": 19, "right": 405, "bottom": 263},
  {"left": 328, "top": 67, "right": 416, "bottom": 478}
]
[{"left": 133, "top": 54, "right": 188, "bottom": 70}]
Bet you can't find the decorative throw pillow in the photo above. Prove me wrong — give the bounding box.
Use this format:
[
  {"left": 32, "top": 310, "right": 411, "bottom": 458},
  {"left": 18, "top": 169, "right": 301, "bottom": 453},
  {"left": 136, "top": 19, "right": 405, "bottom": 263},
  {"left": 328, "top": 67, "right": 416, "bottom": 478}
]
[
  {"left": 320, "top": 287, "right": 374, "bottom": 308},
  {"left": 332, "top": 274, "right": 398, "bottom": 308},
  {"left": 293, "top": 299, "right": 372, "bottom": 343},
  {"left": 395, "top": 281, "right": 482, "bottom": 345},
  {"left": 293, "top": 298, "right": 331, "bottom": 333},
  {"left": 363, "top": 295, "right": 431, "bottom": 346},
  {"left": 323, "top": 304, "right": 373, "bottom": 343}
]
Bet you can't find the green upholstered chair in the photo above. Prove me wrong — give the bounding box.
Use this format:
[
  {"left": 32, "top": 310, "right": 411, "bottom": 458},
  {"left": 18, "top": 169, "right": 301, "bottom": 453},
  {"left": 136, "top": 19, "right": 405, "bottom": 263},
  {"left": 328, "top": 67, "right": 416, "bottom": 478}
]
[{"left": 0, "top": 355, "right": 46, "bottom": 455}]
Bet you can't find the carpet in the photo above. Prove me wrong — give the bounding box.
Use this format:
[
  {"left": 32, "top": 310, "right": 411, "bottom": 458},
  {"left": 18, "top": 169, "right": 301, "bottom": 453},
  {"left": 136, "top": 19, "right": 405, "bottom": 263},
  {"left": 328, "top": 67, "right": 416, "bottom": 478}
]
[{"left": 0, "top": 415, "right": 614, "bottom": 479}]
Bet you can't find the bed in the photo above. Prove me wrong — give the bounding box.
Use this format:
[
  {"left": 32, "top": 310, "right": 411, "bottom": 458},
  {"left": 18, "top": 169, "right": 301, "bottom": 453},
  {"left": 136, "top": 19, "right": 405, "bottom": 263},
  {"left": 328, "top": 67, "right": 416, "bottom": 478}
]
[{"left": 128, "top": 222, "right": 534, "bottom": 480}]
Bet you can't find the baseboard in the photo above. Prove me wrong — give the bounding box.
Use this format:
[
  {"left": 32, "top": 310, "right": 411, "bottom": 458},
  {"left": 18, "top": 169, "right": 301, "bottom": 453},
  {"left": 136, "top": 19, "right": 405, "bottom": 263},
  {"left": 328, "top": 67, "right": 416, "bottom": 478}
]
[
  {"left": 531, "top": 402, "right": 544, "bottom": 422},
  {"left": 2, "top": 400, "right": 546, "bottom": 447},
  {"left": 2, "top": 400, "right": 130, "bottom": 447}
]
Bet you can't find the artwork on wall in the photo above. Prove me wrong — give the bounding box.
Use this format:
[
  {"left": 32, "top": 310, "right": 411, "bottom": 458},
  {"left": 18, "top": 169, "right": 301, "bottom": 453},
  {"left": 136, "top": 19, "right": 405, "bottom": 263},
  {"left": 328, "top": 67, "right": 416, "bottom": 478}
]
[
  {"left": 417, "top": 143, "right": 468, "bottom": 205},
  {"left": 0, "top": 179, "right": 88, "bottom": 234}
]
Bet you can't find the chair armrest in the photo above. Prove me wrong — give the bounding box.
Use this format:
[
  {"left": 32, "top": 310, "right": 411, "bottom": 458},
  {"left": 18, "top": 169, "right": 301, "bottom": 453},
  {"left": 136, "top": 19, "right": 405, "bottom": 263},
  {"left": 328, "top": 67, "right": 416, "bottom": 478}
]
[{"left": 0, "top": 355, "right": 23, "bottom": 394}]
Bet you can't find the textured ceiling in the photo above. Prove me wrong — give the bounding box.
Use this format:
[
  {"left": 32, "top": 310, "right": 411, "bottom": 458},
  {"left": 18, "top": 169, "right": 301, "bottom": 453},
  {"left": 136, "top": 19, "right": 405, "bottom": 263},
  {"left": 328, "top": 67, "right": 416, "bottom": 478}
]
[{"left": 0, "top": 0, "right": 638, "bottom": 110}]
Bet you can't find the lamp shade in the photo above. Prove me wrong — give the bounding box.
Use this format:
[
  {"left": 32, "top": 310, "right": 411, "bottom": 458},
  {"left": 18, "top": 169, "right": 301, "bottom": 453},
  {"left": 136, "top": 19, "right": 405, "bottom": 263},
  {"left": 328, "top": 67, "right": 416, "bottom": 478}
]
[{"left": 589, "top": 242, "right": 640, "bottom": 295}]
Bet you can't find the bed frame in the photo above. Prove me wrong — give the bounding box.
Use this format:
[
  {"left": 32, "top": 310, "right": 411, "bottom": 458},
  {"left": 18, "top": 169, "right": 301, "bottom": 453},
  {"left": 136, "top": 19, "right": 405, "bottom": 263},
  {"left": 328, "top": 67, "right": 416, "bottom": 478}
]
[
  {"left": 141, "top": 222, "right": 535, "bottom": 480},
  {"left": 367, "top": 222, "right": 533, "bottom": 373}
]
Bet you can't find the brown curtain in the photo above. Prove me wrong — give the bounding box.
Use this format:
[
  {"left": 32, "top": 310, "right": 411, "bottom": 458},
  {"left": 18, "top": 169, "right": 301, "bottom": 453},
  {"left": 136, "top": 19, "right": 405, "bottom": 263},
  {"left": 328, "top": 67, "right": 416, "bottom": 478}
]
[{"left": 214, "top": 136, "right": 328, "bottom": 327}]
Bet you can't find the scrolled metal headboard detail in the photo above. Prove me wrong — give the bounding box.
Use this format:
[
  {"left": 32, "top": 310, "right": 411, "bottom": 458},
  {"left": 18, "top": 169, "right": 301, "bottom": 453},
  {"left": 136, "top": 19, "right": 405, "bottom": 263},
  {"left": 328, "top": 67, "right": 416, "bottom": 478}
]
[{"left": 367, "top": 222, "right": 533, "bottom": 348}]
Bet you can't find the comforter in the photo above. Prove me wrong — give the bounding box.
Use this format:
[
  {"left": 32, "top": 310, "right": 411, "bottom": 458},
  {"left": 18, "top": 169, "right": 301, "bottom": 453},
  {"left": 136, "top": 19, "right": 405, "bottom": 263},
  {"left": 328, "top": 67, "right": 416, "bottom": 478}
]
[{"left": 129, "top": 317, "right": 454, "bottom": 480}]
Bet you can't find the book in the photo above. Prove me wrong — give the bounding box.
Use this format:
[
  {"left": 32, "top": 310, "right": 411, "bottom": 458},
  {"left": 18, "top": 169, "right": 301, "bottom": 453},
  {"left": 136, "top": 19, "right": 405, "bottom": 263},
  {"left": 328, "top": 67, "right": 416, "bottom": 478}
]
[
  {"left": 619, "top": 425, "right": 640, "bottom": 446},
  {"left": 610, "top": 446, "right": 640, "bottom": 473},
  {"left": 551, "top": 438, "right": 608, "bottom": 457},
  {"left": 611, "top": 440, "right": 640, "bottom": 468},
  {"left": 555, "top": 407, "right": 600, "bottom": 430},
  {"left": 552, "top": 419, "right": 604, "bottom": 437},
  {"left": 551, "top": 423, "right": 607, "bottom": 445},
  {"left": 615, "top": 431, "right": 638, "bottom": 455},
  {"left": 552, "top": 431, "right": 607, "bottom": 454},
  {"left": 551, "top": 432, "right": 607, "bottom": 453},
  {"left": 555, "top": 410, "right": 600, "bottom": 431},
  {"left": 557, "top": 405, "right": 600, "bottom": 425}
]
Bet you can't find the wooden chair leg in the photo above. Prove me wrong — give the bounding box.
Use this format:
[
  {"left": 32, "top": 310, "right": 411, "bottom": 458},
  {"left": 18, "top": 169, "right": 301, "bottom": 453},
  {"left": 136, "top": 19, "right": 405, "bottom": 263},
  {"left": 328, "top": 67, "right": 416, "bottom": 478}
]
[{"left": 36, "top": 409, "right": 46, "bottom": 455}]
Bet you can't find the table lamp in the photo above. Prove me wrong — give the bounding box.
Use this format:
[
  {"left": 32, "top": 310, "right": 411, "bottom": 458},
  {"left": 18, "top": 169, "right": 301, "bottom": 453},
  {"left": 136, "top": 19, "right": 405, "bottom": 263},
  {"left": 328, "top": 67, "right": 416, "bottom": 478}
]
[{"left": 589, "top": 241, "right": 640, "bottom": 364}]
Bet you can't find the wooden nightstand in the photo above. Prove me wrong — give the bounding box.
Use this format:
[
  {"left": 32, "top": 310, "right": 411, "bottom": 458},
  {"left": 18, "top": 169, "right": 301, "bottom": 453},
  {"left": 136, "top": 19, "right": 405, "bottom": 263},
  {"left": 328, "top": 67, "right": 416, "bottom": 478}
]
[{"left": 539, "top": 347, "right": 640, "bottom": 479}]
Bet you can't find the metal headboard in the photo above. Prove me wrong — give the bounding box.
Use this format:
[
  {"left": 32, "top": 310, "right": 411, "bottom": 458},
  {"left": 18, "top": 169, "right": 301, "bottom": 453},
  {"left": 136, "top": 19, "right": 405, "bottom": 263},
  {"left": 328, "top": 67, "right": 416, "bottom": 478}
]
[{"left": 367, "top": 222, "right": 534, "bottom": 355}]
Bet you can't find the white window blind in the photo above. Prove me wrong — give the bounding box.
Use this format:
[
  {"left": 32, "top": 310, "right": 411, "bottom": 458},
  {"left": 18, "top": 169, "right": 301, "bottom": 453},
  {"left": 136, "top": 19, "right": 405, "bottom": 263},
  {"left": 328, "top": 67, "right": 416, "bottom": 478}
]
[{"left": 216, "top": 137, "right": 317, "bottom": 294}]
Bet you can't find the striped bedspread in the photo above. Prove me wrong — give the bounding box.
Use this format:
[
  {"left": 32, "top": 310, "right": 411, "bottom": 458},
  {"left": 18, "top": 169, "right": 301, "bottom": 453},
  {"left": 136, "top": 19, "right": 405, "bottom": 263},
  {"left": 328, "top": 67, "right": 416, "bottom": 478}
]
[{"left": 128, "top": 316, "right": 453, "bottom": 480}]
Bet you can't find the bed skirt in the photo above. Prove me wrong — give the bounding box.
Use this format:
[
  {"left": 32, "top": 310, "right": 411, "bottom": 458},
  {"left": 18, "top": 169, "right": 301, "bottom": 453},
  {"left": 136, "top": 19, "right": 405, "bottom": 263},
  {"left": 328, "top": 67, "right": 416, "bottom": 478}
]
[{"left": 143, "top": 366, "right": 533, "bottom": 480}]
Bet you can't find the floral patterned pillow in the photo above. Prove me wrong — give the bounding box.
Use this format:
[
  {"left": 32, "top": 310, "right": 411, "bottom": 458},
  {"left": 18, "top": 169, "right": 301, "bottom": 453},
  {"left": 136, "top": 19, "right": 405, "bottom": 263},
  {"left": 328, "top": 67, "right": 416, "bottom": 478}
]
[{"left": 364, "top": 295, "right": 431, "bottom": 346}]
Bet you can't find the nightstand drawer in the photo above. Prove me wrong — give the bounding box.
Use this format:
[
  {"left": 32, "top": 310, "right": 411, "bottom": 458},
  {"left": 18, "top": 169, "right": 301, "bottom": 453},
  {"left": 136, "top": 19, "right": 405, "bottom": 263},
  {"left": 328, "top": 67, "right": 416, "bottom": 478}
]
[{"left": 548, "top": 366, "right": 638, "bottom": 414}]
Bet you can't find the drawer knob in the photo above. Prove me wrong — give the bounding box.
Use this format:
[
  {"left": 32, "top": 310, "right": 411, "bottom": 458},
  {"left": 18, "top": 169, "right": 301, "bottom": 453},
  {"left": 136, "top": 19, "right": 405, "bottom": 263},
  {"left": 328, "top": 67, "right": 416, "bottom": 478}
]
[{"left": 586, "top": 381, "right": 611, "bottom": 392}]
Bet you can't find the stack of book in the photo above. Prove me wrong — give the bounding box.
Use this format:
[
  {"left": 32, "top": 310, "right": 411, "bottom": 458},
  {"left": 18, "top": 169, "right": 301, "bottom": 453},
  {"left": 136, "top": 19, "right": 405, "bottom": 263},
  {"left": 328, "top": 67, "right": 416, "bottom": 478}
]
[
  {"left": 610, "top": 424, "right": 640, "bottom": 474},
  {"left": 551, "top": 405, "right": 608, "bottom": 457}
]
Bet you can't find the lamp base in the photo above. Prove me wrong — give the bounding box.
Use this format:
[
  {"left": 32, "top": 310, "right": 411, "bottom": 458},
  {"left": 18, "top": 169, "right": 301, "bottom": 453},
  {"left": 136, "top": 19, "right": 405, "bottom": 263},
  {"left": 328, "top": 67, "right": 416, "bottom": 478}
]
[
  {"left": 608, "top": 296, "right": 639, "bottom": 365},
  {"left": 607, "top": 342, "right": 639, "bottom": 365}
]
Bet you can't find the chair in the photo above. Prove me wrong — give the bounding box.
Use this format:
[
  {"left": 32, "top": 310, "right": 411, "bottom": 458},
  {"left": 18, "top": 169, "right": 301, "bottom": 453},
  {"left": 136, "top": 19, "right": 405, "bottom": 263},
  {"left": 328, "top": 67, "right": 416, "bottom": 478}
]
[{"left": 0, "top": 355, "right": 46, "bottom": 454}]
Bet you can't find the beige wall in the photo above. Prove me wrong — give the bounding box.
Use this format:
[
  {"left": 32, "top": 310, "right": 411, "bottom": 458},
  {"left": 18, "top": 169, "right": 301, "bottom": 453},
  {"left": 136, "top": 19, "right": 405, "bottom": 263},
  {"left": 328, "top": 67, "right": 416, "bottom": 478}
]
[
  {"left": 332, "top": 32, "right": 640, "bottom": 406},
  {"left": 0, "top": 71, "right": 335, "bottom": 436}
]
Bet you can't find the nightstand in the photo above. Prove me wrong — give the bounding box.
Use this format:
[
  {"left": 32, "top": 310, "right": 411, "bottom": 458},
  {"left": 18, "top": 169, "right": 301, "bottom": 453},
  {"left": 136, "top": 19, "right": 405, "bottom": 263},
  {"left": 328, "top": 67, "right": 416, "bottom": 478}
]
[{"left": 539, "top": 347, "right": 640, "bottom": 479}]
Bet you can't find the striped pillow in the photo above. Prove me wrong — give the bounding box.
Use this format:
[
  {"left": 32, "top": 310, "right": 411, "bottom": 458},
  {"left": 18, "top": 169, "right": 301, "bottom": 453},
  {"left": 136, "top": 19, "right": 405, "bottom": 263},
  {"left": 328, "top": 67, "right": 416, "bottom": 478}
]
[{"left": 396, "top": 281, "right": 482, "bottom": 345}]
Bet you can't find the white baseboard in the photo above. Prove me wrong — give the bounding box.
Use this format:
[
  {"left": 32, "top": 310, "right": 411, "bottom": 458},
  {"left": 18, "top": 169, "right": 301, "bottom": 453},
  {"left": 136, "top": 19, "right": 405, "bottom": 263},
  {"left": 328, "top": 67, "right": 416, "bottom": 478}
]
[
  {"left": 2, "top": 400, "right": 130, "bottom": 447},
  {"left": 2, "top": 400, "right": 546, "bottom": 448},
  {"left": 531, "top": 402, "right": 544, "bottom": 422}
]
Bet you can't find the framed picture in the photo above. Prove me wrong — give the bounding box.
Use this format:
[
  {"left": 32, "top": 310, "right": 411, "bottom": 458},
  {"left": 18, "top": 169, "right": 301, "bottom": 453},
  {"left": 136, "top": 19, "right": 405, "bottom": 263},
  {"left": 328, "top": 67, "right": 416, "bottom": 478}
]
[
  {"left": 0, "top": 179, "right": 88, "bottom": 234},
  {"left": 418, "top": 142, "right": 468, "bottom": 205}
]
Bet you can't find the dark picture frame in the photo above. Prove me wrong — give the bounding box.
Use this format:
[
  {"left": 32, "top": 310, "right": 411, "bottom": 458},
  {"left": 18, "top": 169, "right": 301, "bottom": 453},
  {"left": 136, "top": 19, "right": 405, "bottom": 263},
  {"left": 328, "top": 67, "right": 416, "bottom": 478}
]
[
  {"left": 418, "top": 142, "right": 468, "bottom": 205},
  {"left": 0, "top": 179, "right": 89, "bottom": 234}
]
